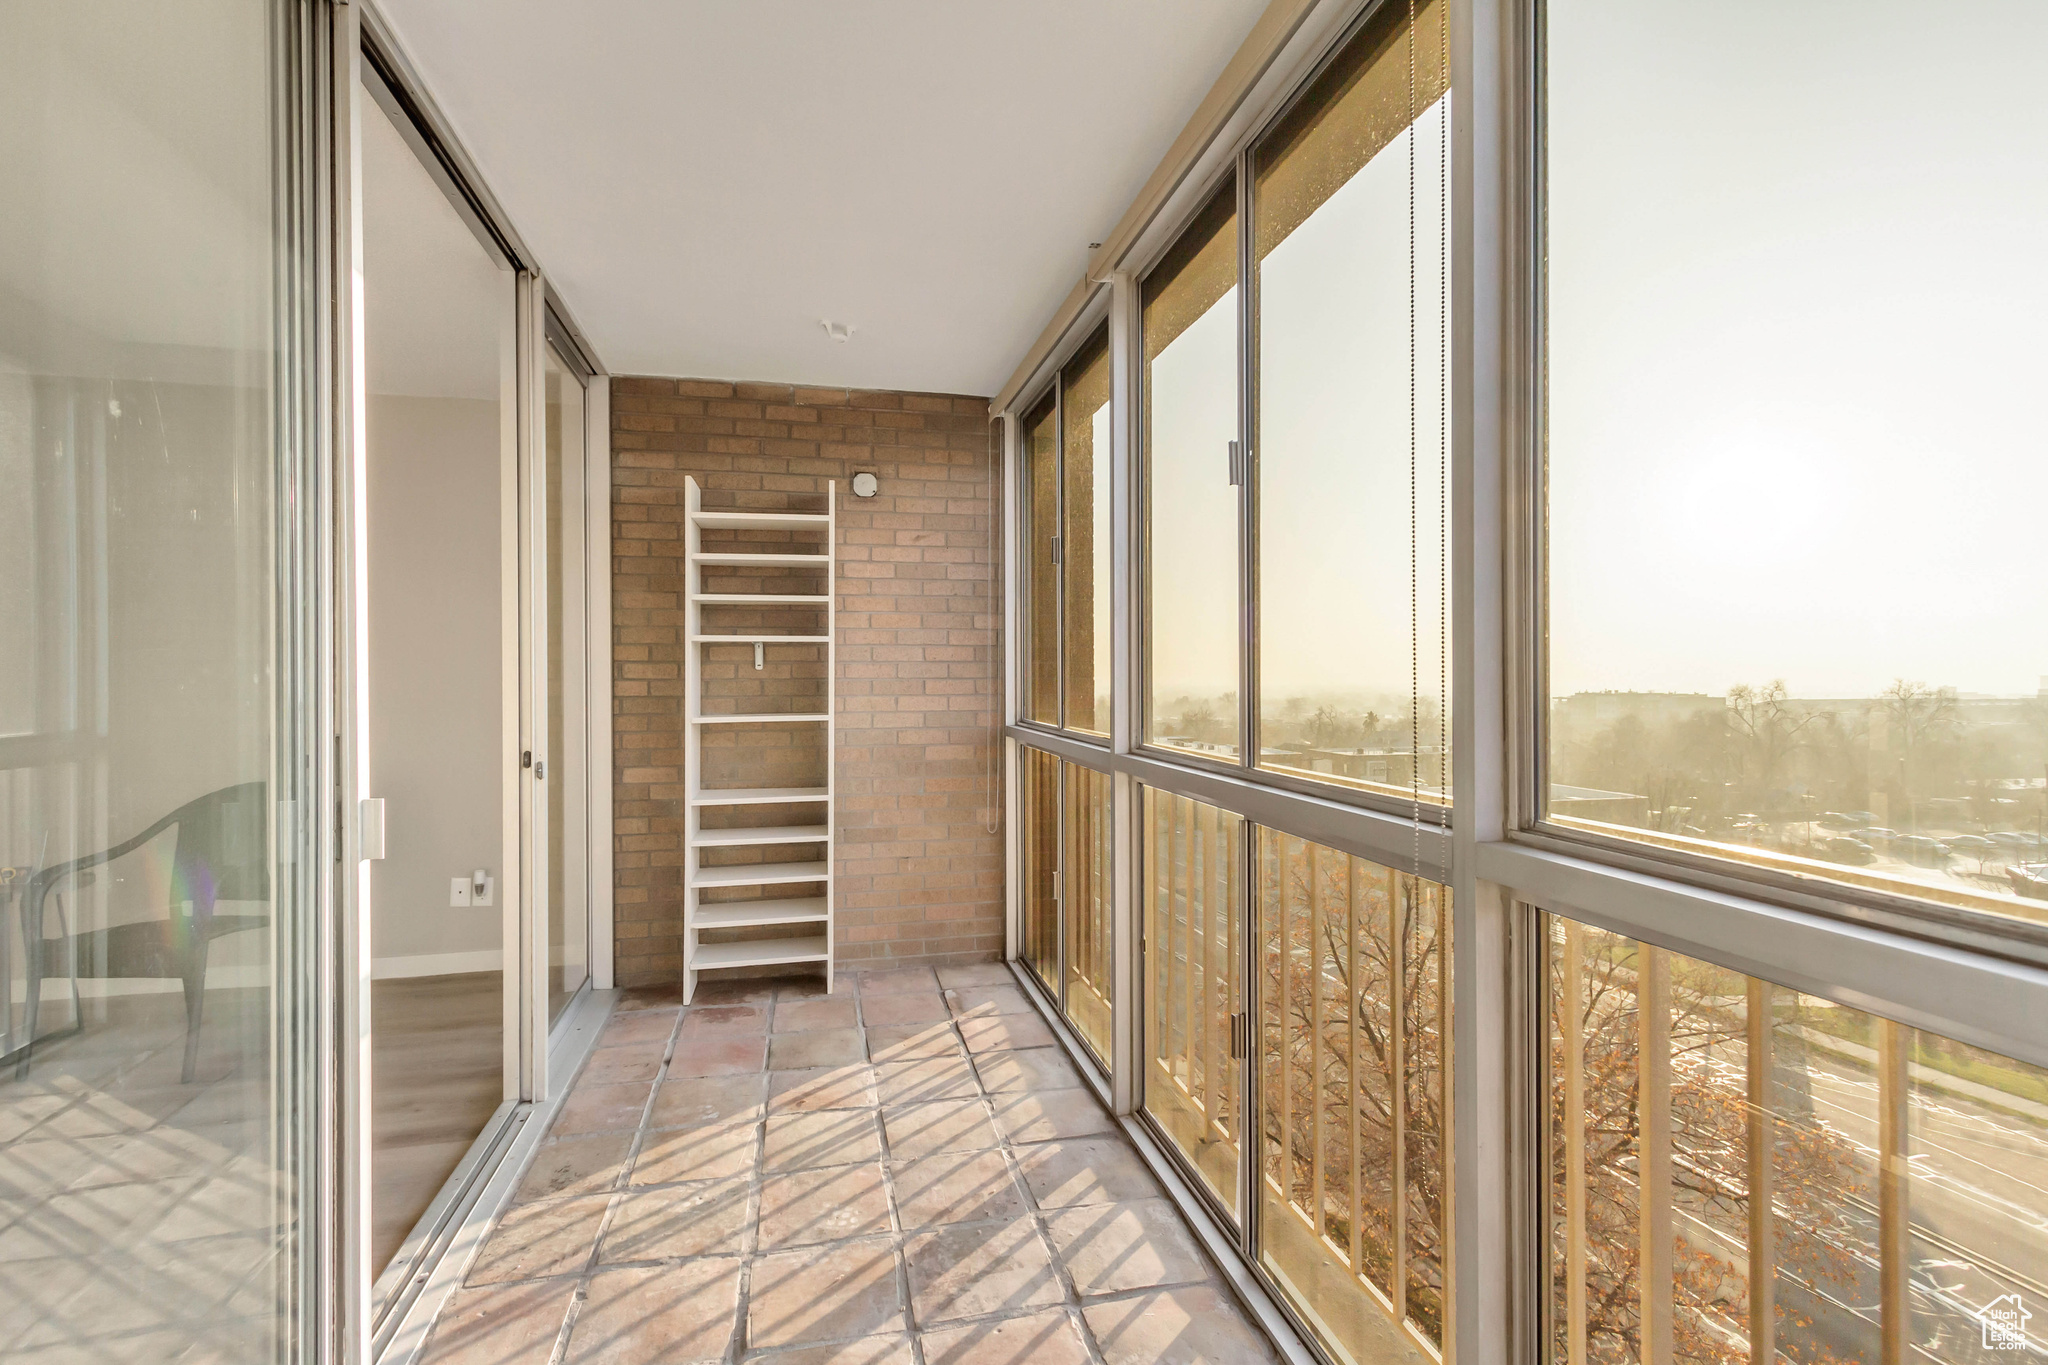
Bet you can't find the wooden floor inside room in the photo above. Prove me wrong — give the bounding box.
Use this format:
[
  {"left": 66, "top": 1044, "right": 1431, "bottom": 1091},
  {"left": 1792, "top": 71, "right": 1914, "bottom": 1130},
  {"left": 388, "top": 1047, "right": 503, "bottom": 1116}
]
[{"left": 373, "top": 971, "right": 506, "bottom": 1274}]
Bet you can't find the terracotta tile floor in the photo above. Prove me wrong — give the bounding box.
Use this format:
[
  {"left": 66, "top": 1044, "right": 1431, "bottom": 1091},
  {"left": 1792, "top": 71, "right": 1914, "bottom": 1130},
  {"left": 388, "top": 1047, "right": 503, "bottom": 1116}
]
[{"left": 418, "top": 965, "right": 1283, "bottom": 1365}]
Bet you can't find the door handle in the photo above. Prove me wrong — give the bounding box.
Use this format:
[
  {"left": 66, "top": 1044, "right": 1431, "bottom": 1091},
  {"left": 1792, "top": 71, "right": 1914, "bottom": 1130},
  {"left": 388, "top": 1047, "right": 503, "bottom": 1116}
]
[{"left": 358, "top": 798, "right": 386, "bottom": 862}]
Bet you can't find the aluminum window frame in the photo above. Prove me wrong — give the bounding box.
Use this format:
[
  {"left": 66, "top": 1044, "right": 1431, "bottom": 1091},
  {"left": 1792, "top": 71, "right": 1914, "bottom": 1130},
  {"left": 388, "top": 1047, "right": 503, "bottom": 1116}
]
[
  {"left": 1120, "top": 5, "right": 1461, "bottom": 827},
  {"left": 1000, "top": 1, "right": 2048, "bottom": 1362},
  {"left": 1128, "top": 158, "right": 1250, "bottom": 783}
]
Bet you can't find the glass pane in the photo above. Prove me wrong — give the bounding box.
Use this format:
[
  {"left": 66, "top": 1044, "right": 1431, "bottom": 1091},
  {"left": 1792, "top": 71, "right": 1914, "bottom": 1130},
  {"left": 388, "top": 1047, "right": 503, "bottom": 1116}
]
[
  {"left": 1257, "top": 833, "right": 1446, "bottom": 1364},
  {"left": 362, "top": 77, "right": 513, "bottom": 1276},
  {"left": 1143, "top": 180, "right": 1241, "bottom": 761},
  {"left": 1062, "top": 763, "right": 1113, "bottom": 1062},
  {"left": 1022, "top": 393, "right": 1059, "bottom": 726},
  {"left": 546, "top": 345, "right": 588, "bottom": 1024},
  {"left": 1544, "top": 1, "right": 2048, "bottom": 926},
  {"left": 1547, "top": 917, "right": 2048, "bottom": 1364},
  {"left": 1061, "top": 326, "right": 1112, "bottom": 736},
  {"left": 1021, "top": 747, "right": 1060, "bottom": 993},
  {"left": 0, "top": 5, "right": 301, "bottom": 1361},
  {"left": 1253, "top": 0, "right": 1448, "bottom": 801},
  {"left": 1143, "top": 787, "right": 1243, "bottom": 1216}
]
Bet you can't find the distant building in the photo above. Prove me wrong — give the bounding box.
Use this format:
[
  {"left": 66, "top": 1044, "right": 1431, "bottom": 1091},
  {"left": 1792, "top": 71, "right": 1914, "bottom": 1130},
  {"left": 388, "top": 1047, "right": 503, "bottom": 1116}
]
[{"left": 1550, "top": 784, "right": 1652, "bottom": 826}]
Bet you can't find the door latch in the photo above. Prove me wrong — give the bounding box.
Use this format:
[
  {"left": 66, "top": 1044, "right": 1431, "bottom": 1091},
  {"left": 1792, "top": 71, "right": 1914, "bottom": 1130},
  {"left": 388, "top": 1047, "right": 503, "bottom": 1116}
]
[
  {"left": 1228, "top": 440, "right": 1243, "bottom": 487},
  {"left": 1229, "top": 1011, "right": 1249, "bottom": 1059}
]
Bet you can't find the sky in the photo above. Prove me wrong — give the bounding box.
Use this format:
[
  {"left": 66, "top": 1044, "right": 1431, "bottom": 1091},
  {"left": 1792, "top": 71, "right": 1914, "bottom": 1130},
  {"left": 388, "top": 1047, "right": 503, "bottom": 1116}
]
[{"left": 1546, "top": 0, "right": 2048, "bottom": 700}]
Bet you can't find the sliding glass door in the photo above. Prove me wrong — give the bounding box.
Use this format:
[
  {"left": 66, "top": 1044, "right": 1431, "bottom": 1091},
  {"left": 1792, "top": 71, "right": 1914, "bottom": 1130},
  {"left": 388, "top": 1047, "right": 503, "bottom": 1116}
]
[
  {"left": 0, "top": 4, "right": 318, "bottom": 1361},
  {"left": 359, "top": 59, "right": 518, "bottom": 1287}
]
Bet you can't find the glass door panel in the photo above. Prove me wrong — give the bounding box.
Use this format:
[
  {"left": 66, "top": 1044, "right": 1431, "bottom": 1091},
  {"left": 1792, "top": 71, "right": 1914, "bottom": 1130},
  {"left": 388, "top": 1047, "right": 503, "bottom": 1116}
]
[
  {"left": 360, "top": 71, "right": 516, "bottom": 1279},
  {"left": 0, "top": 4, "right": 309, "bottom": 1361},
  {"left": 1142, "top": 788, "right": 1245, "bottom": 1217},
  {"left": 544, "top": 343, "right": 587, "bottom": 1025}
]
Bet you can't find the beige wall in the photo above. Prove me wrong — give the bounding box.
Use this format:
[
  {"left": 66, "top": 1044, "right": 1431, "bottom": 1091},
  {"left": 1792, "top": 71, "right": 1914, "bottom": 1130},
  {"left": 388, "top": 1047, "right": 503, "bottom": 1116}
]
[{"left": 367, "top": 392, "right": 506, "bottom": 969}]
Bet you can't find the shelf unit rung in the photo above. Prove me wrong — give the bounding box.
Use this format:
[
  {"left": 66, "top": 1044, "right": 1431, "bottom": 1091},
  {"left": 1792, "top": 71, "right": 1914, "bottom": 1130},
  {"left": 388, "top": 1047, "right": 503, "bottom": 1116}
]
[
  {"left": 691, "top": 860, "right": 829, "bottom": 888},
  {"left": 691, "top": 634, "right": 828, "bottom": 644},
  {"left": 694, "top": 593, "right": 830, "bottom": 604},
  {"left": 691, "top": 786, "right": 829, "bottom": 806},
  {"left": 693, "top": 824, "right": 829, "bottom": 847},
  {"left": 693, "top": 898, "right": 829, "bottom": 929},
  {"left": 691, "top": 935, "right": 829, "bottom": 969},
  {"left": 691, "top": 712, "right": 828, "bottom": 724},
  {"left": 691, "top": 510, "right": 828, "bottom": 529},
  {"left": 693, "top": 553, "right": 830, "bottom": 566}
]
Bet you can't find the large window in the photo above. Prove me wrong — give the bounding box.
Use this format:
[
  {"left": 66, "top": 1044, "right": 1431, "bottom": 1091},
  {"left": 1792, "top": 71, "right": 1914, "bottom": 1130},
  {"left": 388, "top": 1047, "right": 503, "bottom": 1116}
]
[
  {"left": 1143, "top": 182, "right": 1243, "bottom": 761},
  {"left": 1022, "top": 394, "right": 1059, "bottom": 726},
  {"left": 1138, "top": 0, "right": 1452, "bottom": 805},
  {"left": 1541, "top": 0, "right": 2048, "bottom": 927},
  {"left": 1253, "top": 0, "right": 1448, "bottom": 802},
  {"left": 1019, "top": 323, "right": 1111, "bottom": 737},
  {"left": 1548, "top": 915, "right": 2047, "bottom": 1363}
]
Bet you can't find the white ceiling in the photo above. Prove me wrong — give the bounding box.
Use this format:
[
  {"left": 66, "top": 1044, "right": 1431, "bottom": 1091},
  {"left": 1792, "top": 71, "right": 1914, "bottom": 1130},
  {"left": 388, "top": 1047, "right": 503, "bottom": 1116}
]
[{"left": 375, "top": 0, "right": 1266, "bottom": 396}]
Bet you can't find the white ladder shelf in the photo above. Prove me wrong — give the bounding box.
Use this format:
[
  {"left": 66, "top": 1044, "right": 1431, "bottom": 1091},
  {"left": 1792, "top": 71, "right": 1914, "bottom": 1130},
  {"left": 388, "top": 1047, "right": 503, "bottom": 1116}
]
[{"left": 682, "top": 477, "right": 835, "bottom": 1003}]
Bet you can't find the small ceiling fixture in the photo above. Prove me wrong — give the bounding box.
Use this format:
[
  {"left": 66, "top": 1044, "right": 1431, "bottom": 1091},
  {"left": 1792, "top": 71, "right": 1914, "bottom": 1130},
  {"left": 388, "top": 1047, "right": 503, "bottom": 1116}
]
[
  {"left": 820, "top": 319, "right": 854, "bottom": 343},
  {"left": 851, "top": 471, "right": 879, "bottom": 498}
]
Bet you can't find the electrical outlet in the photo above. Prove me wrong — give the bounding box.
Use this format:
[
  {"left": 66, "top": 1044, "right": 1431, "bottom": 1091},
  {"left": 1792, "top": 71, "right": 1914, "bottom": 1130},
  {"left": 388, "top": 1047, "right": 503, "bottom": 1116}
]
[{"left": 449, "top": 877, "right": 471, "bottom": 907}]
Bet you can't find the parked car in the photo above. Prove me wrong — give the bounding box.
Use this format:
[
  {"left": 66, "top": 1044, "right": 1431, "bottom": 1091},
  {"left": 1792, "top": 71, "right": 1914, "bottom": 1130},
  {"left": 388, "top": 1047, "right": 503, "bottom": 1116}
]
[
  {"left": 1819, "top": 812, "right": 1860, "bottom": 830},
  {"left": 1858, "top": 827, "right": 1899, "bottom": 845},
  {"left": 1895, "top": 835, "right": 1947, "bottom": 864},
  {"left": 1822, "top": 837, "right": 1876, "bottom": 865},
  {"left": 1943, "top": 835, "right": 1995, "bottom": 853}
]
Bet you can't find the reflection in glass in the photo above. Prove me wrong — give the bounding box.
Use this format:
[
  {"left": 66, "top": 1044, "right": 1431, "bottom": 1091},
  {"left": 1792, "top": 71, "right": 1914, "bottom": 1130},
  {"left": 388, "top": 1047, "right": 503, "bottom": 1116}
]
[
  {"left": 1143, "top": 788, "right": 1243, "bottom": 1216},
  {"left": 1022, "top": 394, "right": 1059, "bottom": 726},
  {"left": 1548, "top": 917, "right": 2048, "bottom": 1364},
  {"left": 1143, "top": 180, "right": 1241, "bottom": 760},
  {"left": 0, "top": 4, "right": 300, "bottom": 1360},
  {"left": 362, "top": 75, "right": 513, "bottom": 1277},
  {"left": 1061, "top": 327, "right": 1112, "bottom": 736},
  {"left": 1254, "top": 0, "right": 1448, "bottom": 801},
  {"left": 1062, "top": 763, "right": 1113, "bottom": 1061},
  {"left": 1258, "top": 833, "right": 1446, "bottom": 1362},
  {"left": 1021, "top": 748, "right": 1059, "bottom": 993},
  {"left": 1544, "top": 1, "right": 2048, "bottom": 922},
  {"left": 546, "top": 345, "right": 588, "bottom": 1024}
]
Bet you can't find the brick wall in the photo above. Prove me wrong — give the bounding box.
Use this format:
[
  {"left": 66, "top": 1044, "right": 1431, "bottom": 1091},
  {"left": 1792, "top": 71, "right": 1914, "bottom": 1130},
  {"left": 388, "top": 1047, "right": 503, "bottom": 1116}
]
[{"left": 610, "top": 377, "right": 1004, "bottom": 986}]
